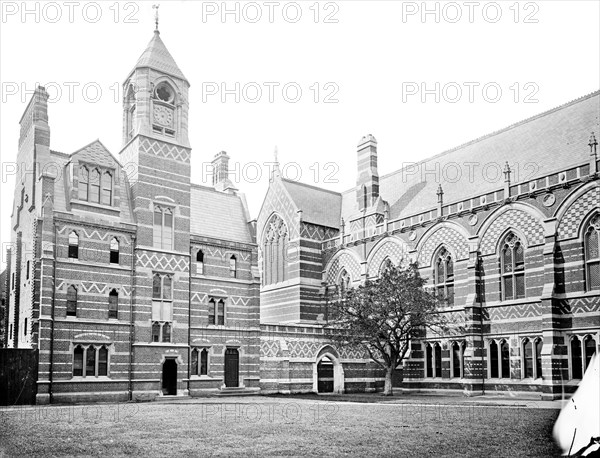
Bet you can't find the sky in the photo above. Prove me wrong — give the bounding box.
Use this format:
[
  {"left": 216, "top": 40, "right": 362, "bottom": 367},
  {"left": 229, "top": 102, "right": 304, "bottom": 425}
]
[{"left": 1, "top": 0, "right": 599, "bottom": 268}]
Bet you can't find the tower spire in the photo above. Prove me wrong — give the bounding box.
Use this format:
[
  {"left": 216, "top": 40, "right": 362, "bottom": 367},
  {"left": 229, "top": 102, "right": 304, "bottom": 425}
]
[{"left": 153, "top": 4, "right": 160, "bottom": 32}]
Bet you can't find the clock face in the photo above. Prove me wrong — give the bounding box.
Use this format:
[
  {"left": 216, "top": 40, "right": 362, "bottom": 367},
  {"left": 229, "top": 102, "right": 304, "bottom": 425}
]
[{"left": 153, "top": 105, "right": 173, "bottom": 127}]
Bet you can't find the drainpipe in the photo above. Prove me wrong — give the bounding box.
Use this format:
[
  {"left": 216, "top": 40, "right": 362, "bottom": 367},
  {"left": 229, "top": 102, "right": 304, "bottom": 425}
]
[
  {"left": 187, "top": 246, "right": 192, "bottom": 396},
  {"left": 478, "top": 255, "right": 485, "bottom": 395},
  {"left": 128, "top": 234, "right": 135, "bottom": 401},
  {"left": 49, "top": 223, "right": 57, "bottom": 403}
]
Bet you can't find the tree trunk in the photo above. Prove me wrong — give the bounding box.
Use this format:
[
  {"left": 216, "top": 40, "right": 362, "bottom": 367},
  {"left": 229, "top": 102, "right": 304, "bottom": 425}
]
[{"left": 383, "top": 366, "right": 394, "bottom": 396}]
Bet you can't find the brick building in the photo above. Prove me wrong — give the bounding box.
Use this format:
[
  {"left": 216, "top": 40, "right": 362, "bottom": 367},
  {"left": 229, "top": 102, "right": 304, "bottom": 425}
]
[
  {"left": 257, "top": 92, "right": 600, "bottom": 399},
  {"left": 4, "top": 26, "right": 599, "bottom": 402}
]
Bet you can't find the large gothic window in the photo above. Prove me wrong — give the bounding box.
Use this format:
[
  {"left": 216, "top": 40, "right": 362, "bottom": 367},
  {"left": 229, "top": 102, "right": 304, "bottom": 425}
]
[
  {"left": 434, "top": 248, "right": 454, "bottom": 305},
  {"left": 151, "top": 273, "right": 173, "bottom": 342},
  {"left": 262, "top": 215, "right": 289, "bottom": 286},
  {"left": 78, "top": 165, "right": 113, "bottom": 206},
  {"left": 501, "top": 232, "right": 525, "bottom": 300},
  {"left": 585, "top": 215, "right": 600, "bottom": 291},
  {"left": 153, "top": 205, "right": 174, "bottom": 251}
]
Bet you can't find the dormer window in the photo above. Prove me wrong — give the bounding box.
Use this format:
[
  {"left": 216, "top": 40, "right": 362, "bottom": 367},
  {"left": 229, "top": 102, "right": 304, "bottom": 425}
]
[{"left": 78, "top": 164, "right": 114, "bottom": 207}]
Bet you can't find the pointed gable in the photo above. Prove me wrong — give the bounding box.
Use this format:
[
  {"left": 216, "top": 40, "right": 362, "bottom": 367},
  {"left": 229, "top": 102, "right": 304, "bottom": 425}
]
[
  {"left": 132, "top": 31, "right": 187, "bottom": 82},
  {"left": 281, "top": 179, "right": 342, "bottom": 229},
  {"left": 71, "top": 140, "right": 117, "bottom": 168}
]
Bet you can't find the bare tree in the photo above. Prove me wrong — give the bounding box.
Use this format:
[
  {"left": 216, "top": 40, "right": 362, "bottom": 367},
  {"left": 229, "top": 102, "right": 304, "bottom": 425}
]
[{"left": 326, "top": 261, "right": 448, "bottom": 396}]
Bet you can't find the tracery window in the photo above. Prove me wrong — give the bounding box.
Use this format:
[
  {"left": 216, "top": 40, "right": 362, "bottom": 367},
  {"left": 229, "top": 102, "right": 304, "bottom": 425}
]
[
  {"left": 78, "top": 165, "right": 114, "bottom": 206},
  {"left": 191, "top": 348, "right": 209, "bottom": 376},
  {"left": 152, "top": 273, "right": 173, "bottom": 342},
  {"left": 263, "top": 214, "right": 289, "bottom": 285},
  {"left": 521, "top": 337, "right": 542, "bottom": 379},
  {"left": 73, "top": 344, "right": 110, "bottom": 377},
  {"left": 501, "top": 232, "right": 525, "bottom": 300},
  {"left": 434, "top": 248, "right": 454, "bottom": 305},
  {"left": 585, "top": 215, "right": 600, "bottom": 291}
]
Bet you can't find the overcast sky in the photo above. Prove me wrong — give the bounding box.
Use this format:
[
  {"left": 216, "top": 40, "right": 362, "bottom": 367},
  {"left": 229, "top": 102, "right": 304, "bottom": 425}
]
[{"left": 1, "top": 0, "right": 599, "bottom": 268}]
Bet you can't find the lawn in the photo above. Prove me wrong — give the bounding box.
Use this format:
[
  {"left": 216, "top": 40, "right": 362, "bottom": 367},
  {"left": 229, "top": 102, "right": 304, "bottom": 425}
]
[{"left": 0, "top": 396, "right": 562, "bottom": 457}]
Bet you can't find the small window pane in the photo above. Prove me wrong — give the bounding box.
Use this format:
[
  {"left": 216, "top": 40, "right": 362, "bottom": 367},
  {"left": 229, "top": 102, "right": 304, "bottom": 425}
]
[
  {"left": 535, "top": 339, "right": 543, "bottom": 378},
  {"left": 86, "top": 346, "right": 96, "bottom": 376},
  {"left": 208, "top": 299, "right": 215, "bottom": 325},
  {"left": 501, "top": 341, "right": 511, "bottom": 378},
  {"left": 67, "top": 286, "right": 77, "bottom": 316},
  {"left": 586, "top": 229, "right": 599, "bottom": 259},
  {"left": 89, "top": 169, "right": 100, "bottom": 203},
  {"left": 108, "top": 290, "right": 118, "bottom": 319},
  {"left": 503, "top": 247, "right": 513, "bottom": 273},
  {"left": 425, "top": 344, "right": 433, "bottom": 378},
  {"left": 515, "top": 243, "right": 524, "bottom": 267},
  {"left": 200, "top": 349, "right": 208, "bottom": 375},
  {"left": 152, "top": 322, "right": 160, "bottom": 342},
  {"left": 515, "top": 274, "right": 525, "bottom": 299},
  {"left": 73, "top": 346, "right": 84, "bottom": 376},
  {"left": 68, "top": 232, "right": 79, "bottom": 259},
  {"left": 490, "top": 341, "right": 499, "bottom": 378},
  {"left": 524, "top": 340, "right": 533, "bottom": 378},
  {"left": 434, "top": 344, "right": 442, "bottom": 377},
  {"left": 101, "top": 172, "right": 112, "bottom": 206},
  {"left": 571, "top": 337, "right": 582, "bottom": 379},
  {"left": 98, "top": 347, "right": 108, "bottom": 376},
  {"left": 584, "top": 337, "right": 596, "bottom": 371},
  {"left": 503, "top": 276, "right": 514, "bottom": 300},
  {"left": 452, "top": 343, "right": 461, "bottom": 378},
  {"left": 196, "top": 250, "right": 204, "bottom": 263},
  {"left": 162, "top": 322, "right": 171, "bottom": 343},
  {"left": 191, "top": 349, "right": 198, "bottom": 375},
  {"left": 588, "top": 262, "right": 600, "bottom": 291},
  {"left": 163, "top": 276, "right": 172, "bottom": 300},
  {"left": 110, "top": 238, "right": 119, "bottom": 264},
  {"left": 217, "top": 300, "right": 225, "bottom": 326},
  {"left": 153, "top": 275, "right": 161, "bottom": 299},
  {"left": 79, "top": 167, "right": 89, "bottom": 201}
]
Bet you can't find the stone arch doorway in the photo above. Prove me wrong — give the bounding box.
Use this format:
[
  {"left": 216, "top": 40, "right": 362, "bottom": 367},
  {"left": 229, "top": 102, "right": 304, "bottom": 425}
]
[
  {"left": 224, "top": 347, "right": 239, "bottom": 387},
  {"left": 162, "top": 358, "right": 177, "bottom": 395},
  {"left": 313, "top": 346, "right": 344, "bottom": 394},
  {"left": 317, "top": 356, "right": 334, "bottom": 393}
]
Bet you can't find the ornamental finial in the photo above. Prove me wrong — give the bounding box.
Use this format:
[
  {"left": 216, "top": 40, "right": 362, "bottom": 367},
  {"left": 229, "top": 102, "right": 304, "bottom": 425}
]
[{"left": 153, "top": 4, "right": 160, "bottom": 32}]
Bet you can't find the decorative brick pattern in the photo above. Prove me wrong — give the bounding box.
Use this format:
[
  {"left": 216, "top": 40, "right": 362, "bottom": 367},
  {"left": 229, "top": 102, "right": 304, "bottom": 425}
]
[
  {"left": 486, "top": 302, "right": 542, "bottom": 321},
  {"left": 261, "top": 340, "right": 280, "bottom": 358},
  {"left": 286, "top": 340, "right": 322, "bottom": 358},
  {"left": 417, "top": 226, "right": 469, "bottom": 266},
  {"left": 326, "top": 251, "right": 362, "bottom": 284},
  {"left": 367, "top": 239, "right": 409, "bottom": 278},
  {"left": 300, "top": 223, "right": 338, "bottom": 241},
  {"left": 480, "top": 209, "right": 544, "bottom": 255},
  {"left": 136, "top": 252, "right": 189, "bottom": 272},
  {"left": 139, "top": 137, "right": 190, "bottom": 163},
  {"left": 557, "top": 187, "right": 600, "bottom": 240},
  {"left": 257, "top": 179, "right": 299, "bottom": 240}
]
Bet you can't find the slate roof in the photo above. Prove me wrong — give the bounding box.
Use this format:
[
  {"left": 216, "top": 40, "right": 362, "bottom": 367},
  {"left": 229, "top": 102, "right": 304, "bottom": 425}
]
[
  {"left": 190, "top": 185, "right": 253, "bottom": 243},
  {"left": 132, "top": 31, "right": 188, "bottom": 82},
  {"left": 280, "top": 178, "right": 342, "bottom": 228},
  {"left": 349, "top": 90, "right": 600, "bottom": 221}
]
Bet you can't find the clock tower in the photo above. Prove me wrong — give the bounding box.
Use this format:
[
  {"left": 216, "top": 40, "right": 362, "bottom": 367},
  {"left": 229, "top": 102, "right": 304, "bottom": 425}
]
[{"left": 119, "top": 27, "right": 193, "bottom": 397}]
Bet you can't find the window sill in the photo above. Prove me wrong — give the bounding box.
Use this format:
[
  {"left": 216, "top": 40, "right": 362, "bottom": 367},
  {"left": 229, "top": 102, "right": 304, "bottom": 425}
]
[
  {"left": 190, "top": 375, "right": 214, "bottom": 380},
  {"left": 68, "top": 376, "right": 113, "bottom": 382},
  {"left": 71, "top": 200, "right": 119, "bottom": 214}
]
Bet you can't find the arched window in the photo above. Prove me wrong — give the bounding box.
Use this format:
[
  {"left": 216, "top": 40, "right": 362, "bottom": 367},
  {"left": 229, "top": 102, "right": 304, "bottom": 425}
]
[
  {"left": 200, "top": 349, "right": 208, "bottom": 375},
  {"left": 162, "top": 275, "right": 172, "bottom": 300},
  {"left": 89, "top": 168, "right": 100, "bottom": 203},
  {"left": 434, "top": 343, "right": 442, "bottom": 377},
  {"left": 162, "top": 322, "right": 171, "bottom": 343},
  {"left": 110, "top": 238, "right": 119, "bottom": 264},
  {"left": 229, "top": 255, "right": 237, "bottom": 278},
  {"left": 584, "top": 215, "right": 600, "bottom": 291},
  {"left": 452, "top": 342, "right": 463, "bottom": 378},
  {"left": 68, "top": 231, "right": 79, "bottom": 259},
  {"left": 86, "top": 345, "right": 96, "bottom": 376},
  {"left": 263, "top": 215, "right": 289, "bottom": 286},
  {"left": 108, "top": 289, "right": 118, "bottom": 319},
  {"left": 571, "top": 336, "right": 583, "bottom": 379},
  {"left": 196, "top": 250, "right": 204, "bottom": 275},
  {"left": 535, "top": 338, "right": 543, "bottom": 379},
  {"left": 73, "top": 345, "right": 84, "bottom": 376},
  {"left": 522, "top": 338, "right": 533, "bottom": 378},
  {"left": 208, "top": 298, "right": 216, "bottom": 325},
  {"left": 152, "top": 322, "right": 160, "bottom": 342},
  {"left": 425, "top": 343, "right": 433, "bottom": 378},
  {"left": 191, "top": 348, "right": 199, "bottom": 375},
  {"left": 584, "top": 335, "right": 597, "bottom": 372},
  {"left": 379, "top": 258, "right": 394, "bottom": 277},
  {"left": 217, "top": 299, "right": 225, "bottom": 325},
  {"left": 66, "top": 285, "right": 78, "bottom": 316},
  {"left": 101, "top": 171, "right": 112, "bottom": 206},
  {"left": 98, "top": 346, "right": 109, "bottom": 376},
  {"left": 501, "top": 232, "right": 525, "bottom": 300},
  {"left": 153, "top": 274, "right": 161, "bottom": 299},
  {"left": 500, "top": 340, "right": 511, "bottom": 378},
  {"left": 153, "top": 205, "right": 174, "bottom": 250},
  {"left": 489, "top": 340, "right": 499, "bottom": 378},
  {"left": 434, "top": 248, "right": 454, "bottom": 305},
  {"left": 78, "top": 166, "right": 89, "bottom": 201}
]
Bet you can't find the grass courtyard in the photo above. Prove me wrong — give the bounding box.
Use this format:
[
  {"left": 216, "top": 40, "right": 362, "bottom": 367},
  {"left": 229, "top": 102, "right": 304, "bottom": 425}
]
[{"left": 0, "top": 395, "right": 562, "bottom": 457}]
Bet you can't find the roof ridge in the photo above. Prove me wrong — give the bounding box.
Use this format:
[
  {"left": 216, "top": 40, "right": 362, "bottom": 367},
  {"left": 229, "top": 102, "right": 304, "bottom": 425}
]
[
  {"left": 379, "top": 89, "right": 600, "bottom": 181},
  {"left": 281, "top": 178, "right": 342, "bottom": 196},
  {"left": 191, "top": 182, "right": 241, "bottom": 197}
]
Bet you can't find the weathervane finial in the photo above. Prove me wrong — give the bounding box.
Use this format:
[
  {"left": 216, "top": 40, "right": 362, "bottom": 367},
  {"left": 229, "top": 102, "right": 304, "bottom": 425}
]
[{"left": 153, "top": 4, "right": 160, "bottom": 32}]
